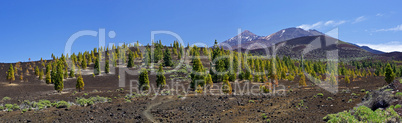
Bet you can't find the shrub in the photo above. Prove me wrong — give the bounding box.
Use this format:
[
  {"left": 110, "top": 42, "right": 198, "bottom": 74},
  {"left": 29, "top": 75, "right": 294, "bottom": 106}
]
[
  {"left": 2, "top": 96, "right": 11, "bottom": 101},
  {"left": 360, "top": 89, "right": 365, "bottom": 92},
  {"left": 351, "top": 93, "right": 357, "bottom": 96},
  {"left": 248, "top": 100, "right": 255, "bottom": 103},
  {"left": 4, "top": 104, "right": 13, "bottom": 110},
  {"left": 261, "top": 113, "right": 267, "bottom": 119},
  {"left": 395, "top": 92, "right": 402, "bottom": 97},
  {"left": 55, "top": 101, "right": 70, "bottom": 108},
  {"left": 260, "top": 84, "right": 271, "bottom": 93},
  {"left": 76, "top": 96, "right": 109, "bottom": 106},
  {"left": 12, "top": 104, "right": 20, "bottom": 110},
  {"left": 0, "top": 106, "right": 3, "bottom": 110},
  {"left": 395, "top": 104, "right": 401, "bottom": 109},
  {"left": 327, "top": 97, "right": 333, "bottom": 100},
  {"left": 325, "top": 105, "right": 401, "bottom": 122},
  {"left": 317, "top": 93, "right": 324, "bottom": 96}
]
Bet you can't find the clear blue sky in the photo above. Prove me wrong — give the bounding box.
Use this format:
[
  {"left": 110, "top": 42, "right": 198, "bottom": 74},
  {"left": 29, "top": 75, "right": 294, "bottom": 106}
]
[{"left": 0, "top": 0, "right": 401, "bottom": 63}]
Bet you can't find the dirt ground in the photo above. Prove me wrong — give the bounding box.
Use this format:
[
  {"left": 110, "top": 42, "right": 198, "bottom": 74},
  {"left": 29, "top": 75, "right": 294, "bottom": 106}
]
[{"left": 0, "top": 60, "right": 395, "bottom": 122}]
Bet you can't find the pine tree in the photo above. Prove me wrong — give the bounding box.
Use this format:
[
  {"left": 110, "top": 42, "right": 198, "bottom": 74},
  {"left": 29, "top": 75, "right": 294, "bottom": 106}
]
[
  {"left": 190, "top": 53, "right": 205, "bottom": 89},
  {"left": 245, "top": 67, "right": 253, "bottom": 82},
  {"left": 54, "top": 61, "right": 64, "bottom": 93},
  {"left": 82, "top": 57, "right": 87, "bottom": 69},
  {"left": 163, "top": 48, "right": 173, "bottom": 67},
  {"left": 94, "top": 57, "right": 100, "bottom": 75},
  {"left": 127, "top": 51, "right": 135, "bottom": 68},
  {"left": 385, "top": 63, "right": 395, "bottom": 84},
  {"left": 35, "top": 66, "right": 39, "bottom": 76},
  {"left": 299, "top": 73, "right": 307, "bottom": 86},
  {"left": 64, "top": 67, "right": 68, "bottom": 79},
  {"left": 205, "top": 73, "right": 213, "bottom": 88},
  {"left": 46, "top": 71, "right": 51, "bottom": 84},
  {"left": 76, "top": 75, "right": 84, "bottom": 92},
  {"left": 229, "top": 70, "right": 237, "bottom": 82},
  {"left": 156, "top": 64, "right": 166, "bottom": 89},
  {"left": 330, "top": 72, "right": 337, "bottom": 87},
  {"left": 139, "top": 69, "right": 150, "bottom": 91},
  {"left": 216, "top": 59, "right": 225, "bottom": 82},
  {"left": 345, "top": 75, "right": 350, "bottom": 85},
  {"left": 39, "top": 69, "right": 43, "bottom": 80},
  {"left": 222, "top": 74, "right": 232, "bottom": 94},
  {"left": 7, "top": 64, "right": 15, "bottom": 84},
  {"left": 105, "top": 60, "right": 110, "bottom": 74},
  {"left": 69, "top": 64, "right": 75, "bottom": 78}
]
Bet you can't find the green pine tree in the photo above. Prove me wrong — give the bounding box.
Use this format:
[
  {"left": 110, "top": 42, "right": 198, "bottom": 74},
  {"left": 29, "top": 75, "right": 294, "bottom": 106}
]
[
  {"left": 385, "top": 63, "right": 395, "bottom": 84},
  {"left": 94, "top": 57, "right": 100, "bottom": 75},
  {"left": 299, "top": 73, "right": 307, "bottom": 86},
  {"left": 54, "top": 61, "right": 64, "bottom": 93},
  {"left": 345, "top": 75, "right": 350, "bottom": 85},
  {"left": 205, "top": 73, "right": 213, "bottom": 88},
  {"left": 76, "top": 75, "right": 84, "bottom": 92},
  {"left": 69, "top": 64, "right": 75, "bottom": 78},
  {"left": 105, "top": 60, "right": 110, "bottom": 74},
  {"left": 156, "top": 64, "right": 166, "bottom": 88},
  {"left": 222, "top": 74, "right": 232, "bottom": 94},
  {"left": 7, "top": 64, "right": 15, "bottom": 84},
  {"left": 127, "top": 51, "right": 135, "bottom": 68},
  {"left": 139, "top": 68, "right": 150, "bottom": 91},
  {"left": 35, "top": 66, "right": 39, "bottom": 76},
  {"left": 39, "top": 69, "right": 44, "bottom": 80},
  {"left": 82, "top": 57, "right": 87, "bottom": 70},
  {"left": 163, "top": 48, "right": 173, "bottom": 67}
]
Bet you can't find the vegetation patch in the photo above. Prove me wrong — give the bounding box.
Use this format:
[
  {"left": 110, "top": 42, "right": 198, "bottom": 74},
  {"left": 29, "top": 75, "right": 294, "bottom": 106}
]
[
  {"left": 76, "top": 96, "right": 111, "bottom": 106},
  {"left": 323, "top": 105, "right": 401, "bottom": 122}
]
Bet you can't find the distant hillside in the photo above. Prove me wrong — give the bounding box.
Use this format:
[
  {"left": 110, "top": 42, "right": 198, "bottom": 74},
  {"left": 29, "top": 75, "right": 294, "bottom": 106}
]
[
  {"left": 238, "top": 35, "right": 374, "bottom": 60},
  {"left": 350, "top": 44, "right": 385, "bottom": 54}
]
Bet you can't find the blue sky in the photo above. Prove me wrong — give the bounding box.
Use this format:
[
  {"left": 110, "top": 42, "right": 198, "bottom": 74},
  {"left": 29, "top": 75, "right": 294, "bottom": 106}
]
[{"left": 0, "top": 0, "right": 401, "bottom": 62}]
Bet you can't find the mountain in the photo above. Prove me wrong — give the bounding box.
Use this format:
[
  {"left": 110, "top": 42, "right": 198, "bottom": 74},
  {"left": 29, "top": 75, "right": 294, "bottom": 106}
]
[
  {"left": 220, "top": 30, "right": 261, "bottom": 48},
  {"left": 219, "top": 27, "right": 324, "bottom": 49},
  {"left": 350, "top": 44, "right": 385, "bottom": 54},
  {"left": 239, "top": 35, "right": 373, "bottom": 59}
]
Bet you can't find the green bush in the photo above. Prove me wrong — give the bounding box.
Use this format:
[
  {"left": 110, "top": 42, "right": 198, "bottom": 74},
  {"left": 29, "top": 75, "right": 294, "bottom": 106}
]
[
  {"left": 55, "top": 101, "right": 70, "bottom": 108},
  {"left": 4, "top": 104, "right": 13, "bottom": 110},
  {"left": 76, "top": 96, "right": 109, "bottom": 106},
  {"left": 327, "top": 97, "right": 333, "bottom": 100},
  {"left": 324, "top": 105, "right": 401, "bottom": 122},
  {"left": 0, "top": 106, "right": 3, "bottom": 110},
  {"left": 395, "top": 104, "right": 401, "bottom": 109},
  {"left": 317, "top": 93, "right": 324, "bottom": 96},
  {"left": 2, "top": 97, "right": 11, "bottom": 101},
  {"left": 351, "top": 93, "right": 356, "bottom": 96},
  {"left": 249, "top": 100, "right": 255, "bottom": 103},
  {"left": 12, "top": 104, "right": 20, "bottom": 110},
  {"left": 360, "top": 89, "right": 365, "bottom": 92},
  {"left": 395, "top": 92, "right": 402, "bottom": 97},
  {"left": 261, "top": 113, "right": 267, "bottom": 119}
]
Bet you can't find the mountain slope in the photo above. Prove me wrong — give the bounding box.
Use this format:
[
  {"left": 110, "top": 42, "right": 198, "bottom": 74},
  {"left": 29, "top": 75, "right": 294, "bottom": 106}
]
[
  {"left": 239, "top": 35, "right": 373, "bottom": 60},
  {"left": 219, "top": 27, "right": 324, "bottom": 49},
  {"left": 350, "top": 44, "right": 385, "bottom": 54}
]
